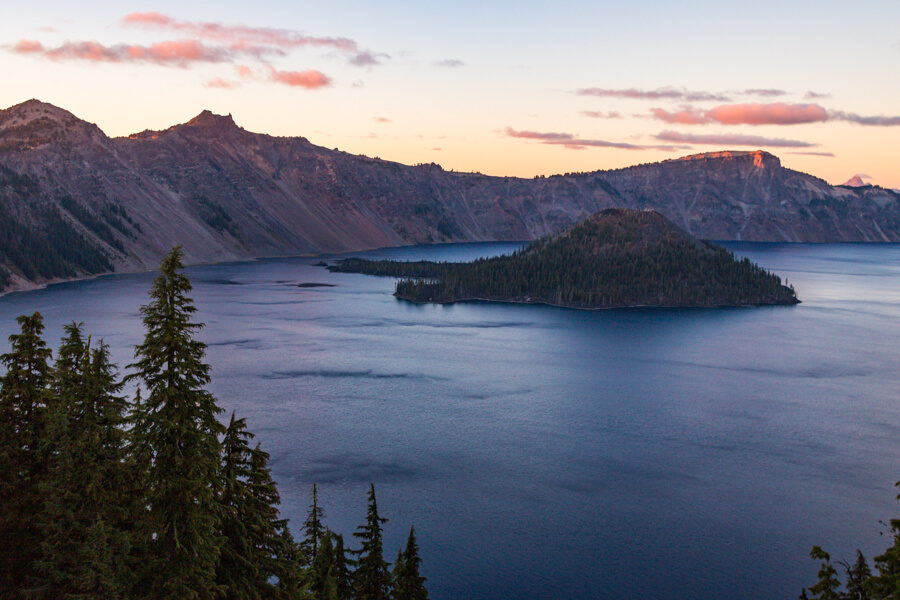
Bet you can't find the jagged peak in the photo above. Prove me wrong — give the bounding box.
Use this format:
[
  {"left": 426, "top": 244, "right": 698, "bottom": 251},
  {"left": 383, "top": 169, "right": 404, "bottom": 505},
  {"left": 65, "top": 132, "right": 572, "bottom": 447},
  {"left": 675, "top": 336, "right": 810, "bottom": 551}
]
[{"left": 185, "top": 110, "right": 240, "bottom": 131}]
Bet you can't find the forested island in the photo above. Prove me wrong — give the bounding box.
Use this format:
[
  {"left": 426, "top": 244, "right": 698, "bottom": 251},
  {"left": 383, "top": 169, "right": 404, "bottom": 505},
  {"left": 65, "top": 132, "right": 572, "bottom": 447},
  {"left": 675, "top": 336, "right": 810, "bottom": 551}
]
[
  {"left": 328, "top": 208, "right": 799, "bottom": 309},
  {"left": 0, "top": 248, "right": 428, "bottom": 600}
]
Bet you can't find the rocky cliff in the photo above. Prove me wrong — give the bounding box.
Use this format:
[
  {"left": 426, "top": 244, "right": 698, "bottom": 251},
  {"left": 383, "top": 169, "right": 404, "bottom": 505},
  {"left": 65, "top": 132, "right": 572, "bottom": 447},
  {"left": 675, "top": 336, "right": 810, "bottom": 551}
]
[{"left": 0, "top": 99, "right": 897, "bottom": 292}]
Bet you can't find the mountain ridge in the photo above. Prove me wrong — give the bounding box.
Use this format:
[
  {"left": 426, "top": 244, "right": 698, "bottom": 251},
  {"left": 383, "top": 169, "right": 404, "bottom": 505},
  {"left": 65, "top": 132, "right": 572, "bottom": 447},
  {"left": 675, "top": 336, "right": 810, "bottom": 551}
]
[{"left": 0, "top": 99, "right": 897, "bottom": 293}]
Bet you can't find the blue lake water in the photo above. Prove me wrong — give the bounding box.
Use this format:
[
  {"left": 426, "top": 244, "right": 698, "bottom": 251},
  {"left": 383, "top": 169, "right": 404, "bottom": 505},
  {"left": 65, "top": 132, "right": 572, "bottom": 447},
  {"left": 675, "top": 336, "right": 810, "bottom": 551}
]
[{"left": 3, "top": 242, "right": 900, "bottom": 599}]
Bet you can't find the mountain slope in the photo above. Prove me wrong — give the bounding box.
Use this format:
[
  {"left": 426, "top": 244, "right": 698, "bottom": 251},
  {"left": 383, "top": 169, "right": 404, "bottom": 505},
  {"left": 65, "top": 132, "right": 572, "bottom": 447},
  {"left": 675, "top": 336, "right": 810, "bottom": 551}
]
[{"left": 0, "top": 100, "right": 897, "bottom": 293}]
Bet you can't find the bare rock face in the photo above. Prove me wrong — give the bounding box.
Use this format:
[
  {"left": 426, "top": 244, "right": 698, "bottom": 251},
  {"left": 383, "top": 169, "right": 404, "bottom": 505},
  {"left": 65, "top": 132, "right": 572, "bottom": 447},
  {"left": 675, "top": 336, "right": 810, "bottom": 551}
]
[{"left": 0, "top": 100, "right": 898, "bottom": 292}]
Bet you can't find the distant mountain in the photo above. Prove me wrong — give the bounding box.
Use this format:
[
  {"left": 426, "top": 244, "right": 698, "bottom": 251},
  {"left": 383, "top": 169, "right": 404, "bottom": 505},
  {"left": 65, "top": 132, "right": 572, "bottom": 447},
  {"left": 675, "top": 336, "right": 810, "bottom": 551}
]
[
  {"left": 332, "top": 208, "right": 799, "bottom": 308},
  {"left": 0, "top": 99, "right": 898, "bottom": 293},
  {"left": 841, "top": 174, "right": 871, "bottom": 187}
]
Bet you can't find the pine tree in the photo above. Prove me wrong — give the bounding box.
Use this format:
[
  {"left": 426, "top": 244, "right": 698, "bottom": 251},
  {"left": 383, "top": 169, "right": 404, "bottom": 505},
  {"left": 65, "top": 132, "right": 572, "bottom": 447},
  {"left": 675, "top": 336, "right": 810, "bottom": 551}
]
[
  {"left": 391, "top": 527, "right": 428, "bottom": 600},
  {"left": 126, "top": 247, "right": 225, "bottom": 600},
  {"left": 353, "top": 484, "right": 391, "bottom": 600},
  {"left": 808, "top": 546, "right": 842, "bottom": 600},
  {"left": 302, "top": 484, "right": 327, "bottom": 566},
  {"left": 36, "top": 327, "right": 134, "bottom": 599},
  {"left": 217, "top": 412, "right": 296, "bottom": 600},
  {"left": 0, "top": 312, "right": 52, "bottom": 599}
]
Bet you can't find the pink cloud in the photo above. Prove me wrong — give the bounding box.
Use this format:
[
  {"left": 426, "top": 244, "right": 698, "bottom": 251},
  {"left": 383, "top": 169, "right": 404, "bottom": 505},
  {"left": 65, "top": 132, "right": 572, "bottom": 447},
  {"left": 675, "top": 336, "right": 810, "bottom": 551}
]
[
  {"left": 122, "top": 12, "right": 359, "bottom": 53},
  {"left": 649, "top": 103, "right": 830, "bottom": 126},
  {"left": 785, "top": 151, "right": 835, "bottom": 157},
  {"left": 649, "top": 102, "right": 900, "bottom": 127},
  {"left": 12, "top": 39, "right": 44, "bottom": 53},
  {"left": 577, "top": 87, "right": 730, "bottom": 102},
  {"left": 656, "top": 130, "right": 817, "bottom": 148},
  {"left": 706, "top": 103, "right": 828, "bottom": 125},
  {"left": 269, "top": 68, "right": 331, "bottom": 89},
  {"left": 374, "top": 117, "right": 391, "bottom": 123}
]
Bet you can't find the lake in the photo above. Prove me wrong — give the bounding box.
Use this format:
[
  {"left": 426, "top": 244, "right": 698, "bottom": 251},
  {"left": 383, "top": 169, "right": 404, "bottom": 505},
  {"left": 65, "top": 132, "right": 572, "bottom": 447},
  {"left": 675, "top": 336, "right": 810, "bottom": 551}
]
[{"left": 2, "top": 242, "right": 900, "bottom": 600}]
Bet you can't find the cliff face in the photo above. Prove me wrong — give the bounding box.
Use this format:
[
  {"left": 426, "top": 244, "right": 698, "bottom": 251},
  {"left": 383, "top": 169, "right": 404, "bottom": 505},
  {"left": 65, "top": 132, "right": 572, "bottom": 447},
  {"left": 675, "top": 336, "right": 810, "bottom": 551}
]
[{"left": 0, "top": 100, "right": 898, "bottom": 292}]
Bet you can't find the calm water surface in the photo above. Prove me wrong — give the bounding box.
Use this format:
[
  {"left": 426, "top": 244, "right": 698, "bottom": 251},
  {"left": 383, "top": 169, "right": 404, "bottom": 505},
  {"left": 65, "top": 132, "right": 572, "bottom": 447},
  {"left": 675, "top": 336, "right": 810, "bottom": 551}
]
[{"left": 3, "top": 242, "right": 900, "bottom": 600}]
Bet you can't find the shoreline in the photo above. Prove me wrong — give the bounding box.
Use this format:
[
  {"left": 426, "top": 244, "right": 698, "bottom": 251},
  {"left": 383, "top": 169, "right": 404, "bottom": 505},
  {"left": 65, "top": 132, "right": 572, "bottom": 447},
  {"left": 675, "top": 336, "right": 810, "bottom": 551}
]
[{"left": 392, "top": 293, "right": 801, "bottom": 311}]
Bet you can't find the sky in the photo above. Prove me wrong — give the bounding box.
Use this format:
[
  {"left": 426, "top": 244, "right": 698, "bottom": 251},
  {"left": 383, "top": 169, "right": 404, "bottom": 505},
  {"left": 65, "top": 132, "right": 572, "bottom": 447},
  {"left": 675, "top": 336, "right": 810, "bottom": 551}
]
[{"left": 2, "top": 0, "right": 899, "bottom": 187}]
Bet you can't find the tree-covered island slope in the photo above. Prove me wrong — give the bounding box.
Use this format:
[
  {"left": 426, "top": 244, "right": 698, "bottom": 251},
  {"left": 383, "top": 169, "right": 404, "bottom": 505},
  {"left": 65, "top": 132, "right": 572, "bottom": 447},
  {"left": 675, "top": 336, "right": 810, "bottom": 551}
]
[{"left": 328, "top": 208, "right": 799, "bottom": 308}]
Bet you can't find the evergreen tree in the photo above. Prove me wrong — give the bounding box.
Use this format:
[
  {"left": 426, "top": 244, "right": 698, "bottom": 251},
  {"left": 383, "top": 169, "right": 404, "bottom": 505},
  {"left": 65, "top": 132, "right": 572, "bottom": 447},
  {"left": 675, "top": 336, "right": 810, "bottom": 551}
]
[
  {"left": 841, "top": 549, "right": 871, "bottom": 600},
  {"left": 36, "top": 328, "right": 134, "bottom": 599},
  {"left": 310, "top": 531, "right": 337, "bottom": 600},
  {"left": 391, "top": 527, "right": 428, "bottom": 600},
  {"left": 331, "top": 533, "right": 353, "bottom": 600},
  {"left": 0, "top": 312, "right": 52, "bottom": 599},
  {"left": 353, "top": 484, "right": 391, "bottom": 600},
  {"left": 126, "top": 247, "right": 225, "bottom": 600},
  {"left": 217, "top": 412, "right": 296, "bottom": 600},
  {"left": 302, "top": 483, "right": 327, "bottom": 566},
  {"left": 808, "top": 546, "right": 842, "bottom": 600}
]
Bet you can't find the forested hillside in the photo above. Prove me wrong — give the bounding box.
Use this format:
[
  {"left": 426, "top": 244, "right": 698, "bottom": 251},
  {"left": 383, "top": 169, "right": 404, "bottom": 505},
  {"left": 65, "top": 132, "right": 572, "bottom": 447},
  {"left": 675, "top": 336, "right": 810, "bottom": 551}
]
[{"left": 331, "top": 209, "right": 799, "bottom": 308}]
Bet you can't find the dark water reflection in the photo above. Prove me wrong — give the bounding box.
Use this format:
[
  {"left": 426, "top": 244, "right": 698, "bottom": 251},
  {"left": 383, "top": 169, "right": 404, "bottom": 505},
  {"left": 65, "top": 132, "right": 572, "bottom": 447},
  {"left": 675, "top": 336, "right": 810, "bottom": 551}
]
[{"left": 3, "top": 242, "right": 900, "bottom": 599}]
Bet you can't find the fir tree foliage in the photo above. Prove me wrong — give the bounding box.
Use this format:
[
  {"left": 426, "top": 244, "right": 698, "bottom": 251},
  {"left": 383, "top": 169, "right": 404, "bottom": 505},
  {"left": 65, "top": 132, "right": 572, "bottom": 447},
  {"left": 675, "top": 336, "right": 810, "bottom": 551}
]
[
  {"left": 126, "top": 246, "right": 225, "bottom": 600},
  {"left": 808, "top": 546, "right": 842, "bottom": 600},
  {"left": 353, "top": 484, "right": 391, "bottom": 600},
  {"left": 0, "top": 312, "right": 53, "bottom": 598},
  {"left": 36, "top": 325, "right": 133, "bottom": 599},
  {"left": 217, "top": 412, "right": 296, "bottom": 600},
  {"left": 391, "top": 527, "right": 428, "bottom": 600},
  {"left": 841, "top": 550, "right": 871, "bottom": 600},
  {"left": 302, "top": 483, "right": 327, "bottom": 566},
  {"left": 331, "top": 533, "right": 353, "bottom": 600}
]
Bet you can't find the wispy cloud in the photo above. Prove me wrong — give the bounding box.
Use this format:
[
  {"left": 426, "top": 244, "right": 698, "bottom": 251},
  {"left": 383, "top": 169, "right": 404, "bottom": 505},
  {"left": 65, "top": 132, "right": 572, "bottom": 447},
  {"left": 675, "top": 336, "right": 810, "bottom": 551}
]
[
  {"left": 122, "top": 12, "right": 381, "bottom": 69},
  {"left": 656, "top": 130, "right": 818, "bottom": 148},
  {"left": 577, "top": 87, "right": 730, "bottom": 102},
  {"left": 9, "top": 38, "right": 258, "bottom": 66},
  {"left": 505, "top": 127, "right": 686, "bottom": 151},
  {"left": 581, "top": 110, "right": 622, "bottom": 119},
  {"left": 741, "top": 88, "right": 787, "bottom": 98},
  {"left": 204, "top": 77, "right": 240, "bottom": 89},
  {"left": 785, "top": 151, "right": 835, "bottom": 157},
  {"left": 831, "top": 111, "right": 900, "bottom": 126},
  {"left": 804, "top": 91, "right": 831, "bottom": 100},
  {"left": 436, "top": 59, "right": 465, "bottom": 68},
  {"left": 122, "top": 12, "right": 358, "bottom": 53},
  {"left": 373, "top": 117, "right": 391, "bottom": 123}
]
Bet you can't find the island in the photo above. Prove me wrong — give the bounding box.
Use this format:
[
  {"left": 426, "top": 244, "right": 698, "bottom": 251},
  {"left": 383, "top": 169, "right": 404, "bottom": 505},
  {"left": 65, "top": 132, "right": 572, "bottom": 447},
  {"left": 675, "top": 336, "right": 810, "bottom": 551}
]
[{"left": 326, "top": 208, "right": 800, "bottom": 309}]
